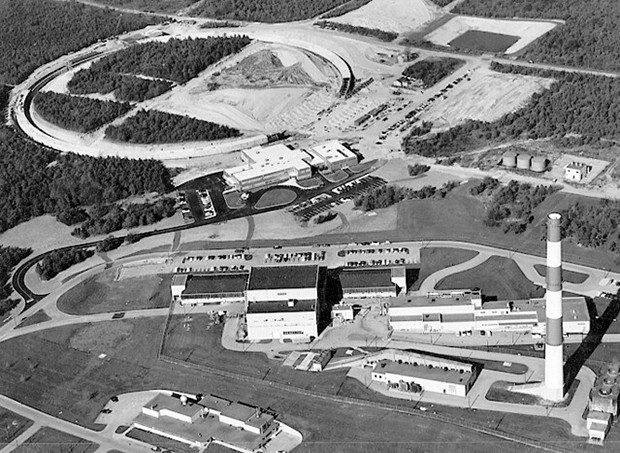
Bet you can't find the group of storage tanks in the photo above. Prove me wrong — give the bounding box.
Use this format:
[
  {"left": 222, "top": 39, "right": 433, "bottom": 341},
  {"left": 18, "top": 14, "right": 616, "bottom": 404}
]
[{"left": 502, "top": 151, "right": 547, "bottom": 172}]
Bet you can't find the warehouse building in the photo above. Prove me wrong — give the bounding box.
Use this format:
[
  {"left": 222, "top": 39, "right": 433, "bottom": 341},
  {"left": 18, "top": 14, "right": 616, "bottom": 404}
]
[
  {"left": 307, "top": 140, "right": 358, "bottom": 171},
  {"left": 171, "top": 273, "right": 248, "bottom": 306},
  {"left": 245, "top": 265, "right": 321, "bottom": 341},
  {"left": 340, "top": 267, "right": 406, "bottom": 299},
  {"left": 388, "top": 289, "right": 590, "bottom": 335}
]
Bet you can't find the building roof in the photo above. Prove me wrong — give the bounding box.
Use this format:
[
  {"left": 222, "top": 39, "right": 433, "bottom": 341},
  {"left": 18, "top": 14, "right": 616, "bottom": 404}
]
[
  {"left": 144, "top": 394, "right": 203, "bottom": 418},
  {"left": 390, "top": 291, "right": 477, "bottom": 308},
  {"left": 527, "top": 296, "right": 590, "bottom": 323},
  {"left": 220, "top": 402, "right": 274, "bottom": 428},
  {"left": 340, "top": 268, "right": 394, "bottom": 289},
  {"left": 373, "top": 359, "right": 476, "bottom": 386},
  {"left": 566, "top": 162, "right": 587, "bottom": 170},
  {"left": 588, "top": 411, "right": 612, "bottom": 423},
  {"left": 182, "top": 273, "right": 248, "bottom": 295},
  {"left": 226, "top": 143, "right": 313, "bottom": 183},
  {"left": 246, "top": 299, "right": 316, "bottom": 314},
  {"left": 309, "top": 140, "right": 357, "bottom": 164},
  {"left": 172, "top": 274, "right": 188, "bottom": 286},
  {"left": 247, "top": 265, "right": 319, "bottom": 291}
]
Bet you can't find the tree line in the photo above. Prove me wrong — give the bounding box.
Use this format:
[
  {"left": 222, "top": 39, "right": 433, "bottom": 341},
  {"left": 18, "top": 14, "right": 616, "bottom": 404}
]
[
  {"left": 0, "top": 125, "right": 173, "bottom": 233},
  {"left": 192, "top": 0, "right": 351, "bottom": 23},
  {"left": 402, "top": 58, "right": 464, "bottom": 88},
  {"left": 33, "top": 91, "right": 132, "bottom": 134},
  {"left": 314, "top": 21, "right": 398, "bottom": 42},
  {"left": 0, "top": 0, "right": 161, "bottom": 85},
  {"left": 0, "top": 246, "right": 32, "bottom": 315},
  {"left": 320, "top": 0, "right": 373, "bottom": 19},
  {"left": 71, "top": 198, "right": 177, "bottom": 239},
  {"left": 453, "top": 0, "right": 620, "bottom": 71},
  {"left": 403, "top": 63, "right": 620, "bottom": 157},
  {"left": 94, "top": 0, "right": 198, "bottom": 15},
  {"left": 105, "top": 109, "right": 241, "bottom": 144},
  {"left": 68, "top": 71, "right": 173, "bottom": 103},
  {"left": 36, "top": 248, "right": 94, "bottom": 281},
  {"left": 353, "top": 182, "right": 458, "bottom": 212},
  {"left": 80, "top": 36, "right": 251, "bottom": 85}
]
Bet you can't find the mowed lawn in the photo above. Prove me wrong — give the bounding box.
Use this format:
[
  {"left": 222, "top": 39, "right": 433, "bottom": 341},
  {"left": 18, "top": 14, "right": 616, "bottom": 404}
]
[
  {"left": 56, "top": 269, "right": 172, "bottom": 315},
  {"left": 436, "top": 255, "right": 545, "bottom": 300},
  {"left": 0, "top": 407, "right": 33, "bottom": 445},
  {"left": 254, "top": 188, "right": 297, "bottom": 210},
  {"left": 0, "top": 317, "right": 598, "bottom": 452},
  {"left": 411, "top": 247, "right": 480, "bottom": 291},
  {"left": 13, "top": 427, "right": 98, "bottom": 453},
  {"left": 533, "top": 264, "right": 590, "bottom": 284},
  {"left": 449, "top": 30, "right": 520, "bottom": 53}
]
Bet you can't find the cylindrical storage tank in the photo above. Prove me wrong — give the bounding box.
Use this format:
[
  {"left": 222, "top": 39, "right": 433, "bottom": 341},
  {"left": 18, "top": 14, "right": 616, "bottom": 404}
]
[
  {"left": 531, "top": 156, "right": 547, "bottom": 172},
  {"left": 516, "top": 153, "right": 531, "bottom": 170},
  {"left": 502, "top": 151, "right": 517, "bottom": 168}
]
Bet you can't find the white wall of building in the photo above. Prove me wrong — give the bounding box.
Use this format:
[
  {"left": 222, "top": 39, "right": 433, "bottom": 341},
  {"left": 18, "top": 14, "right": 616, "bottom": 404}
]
[
  {"left": 372, "top": 371, "right": 468, "bottom": 397},
  {"left": 246, "top": 287, "right": 317, "bottom": 302},
  {"left": 246, "top": 311, "right": 317, "bottom": 340}
]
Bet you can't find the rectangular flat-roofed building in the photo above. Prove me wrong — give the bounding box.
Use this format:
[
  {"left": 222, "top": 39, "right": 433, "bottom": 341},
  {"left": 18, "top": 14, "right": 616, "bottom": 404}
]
[
  {"left": 172, "top": 273, "right": 248, "bottom": 306},
  {"left": 340, "top": 267, "right": 405, "bottom": 299},
  {"left": 308, "top": 141, "right": 358, "bottom": 171},
  {"left": 246, "top": 299, "right": 318, "bottom": 341},
  {"left": 246, "top": 265, "right": 319, "bottom": 302}
]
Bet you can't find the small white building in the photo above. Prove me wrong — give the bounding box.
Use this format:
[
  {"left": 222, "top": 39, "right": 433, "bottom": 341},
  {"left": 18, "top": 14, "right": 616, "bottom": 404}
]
[
  {"left": 331, "top": 304, "right": 355, "bottom": 322},
  {"left": 587, "top": 411, "right": 611, "bottom": 445},
  {"left": 564, "top": 162, "right": 591, "bottom": 182},
  {"left": 141, "top": 394, "right": 203, "bottom": 424},
  {"left": 307, "top": 141, "right": 358, "bottom": 171}
]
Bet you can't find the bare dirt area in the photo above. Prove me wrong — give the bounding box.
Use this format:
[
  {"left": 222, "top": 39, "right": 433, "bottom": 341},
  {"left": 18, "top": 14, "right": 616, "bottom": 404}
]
[
  {"left": 424, "top": 15, "right": 558, "bottom": 54},
  {"left": 0, "top": 215, "right": 83, "bottom": 254},
  {"left": 420, "top": 67, "right": 554, "bottom": 130},
  {"left": 330, "top": 0, "right": 445, "bottom": 34}
]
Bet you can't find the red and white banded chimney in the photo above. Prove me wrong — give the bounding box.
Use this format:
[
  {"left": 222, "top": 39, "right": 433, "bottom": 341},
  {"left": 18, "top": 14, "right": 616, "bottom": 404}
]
[{"left": 544, "top": 213, "right": 564, "bottom": 401}]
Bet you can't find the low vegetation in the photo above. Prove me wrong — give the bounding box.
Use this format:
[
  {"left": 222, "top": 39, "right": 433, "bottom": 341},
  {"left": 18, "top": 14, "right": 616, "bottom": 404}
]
[
  {"left": 93, "top": 0, "right": 198, "bottom": 14},
  {"left": 68, "top": 71, "right": 173, "bottom": 102},
  {"left": 560, "top": 201, "right": 620, "bottom": 253},
  {"left": 36, "top": 248, "right": 94, "bottom": 281},
  {"left": 71, "top": 198, "right": 177, "bottom": 239},
  {"left": 105, "top": 110, "right": 240, "bottom": 144},
  {"left": 0, "top": 126, "right": 173, "bottom": 233},
  {"left": 408, "top": 163, "right": 431, "bottom": 177},
  {"left": 314, "top": 21, "right": 398, "bottom": 42},
  {"left": 402, "top": 58, "right": 464, "bottom": 88},
  {"left": 33, "top": 91, "right": 132, "bottom": 133},
  {"left": 192, "top": 0, "right": 352, "bottom": 23},
  {"left": 320, "top": 0, "right": 374, "bottom": 19},
  {"left": 0, "top": 0, "right": 161, "bottom": 85},
  {"left": 453, "top": 0, "right": 620, "bottom": 71},
  {"left": 404, "top": 63, "right": 620, "bottom": 157},
  {"left": 0, "top": 246, "right": 32, "bottom": 314},
  {"left": 449, "top": 30, "right": 519, "bottom": 53},
  {"left": 354, "top": 182, "right": 458, "bottom": 212}
]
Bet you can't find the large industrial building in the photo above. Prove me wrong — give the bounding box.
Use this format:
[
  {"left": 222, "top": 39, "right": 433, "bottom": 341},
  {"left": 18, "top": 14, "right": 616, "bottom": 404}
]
[
  {"left": 223, "top": 140, "right": 357, "bottom": 191},
  {"left": 587, "top": 359, "right": 620, "bottom": 444},
  {"left": 387, "top": 289, "right": 590, "bottom": 336},
  {"left": 171, "top": 273, "right": 248, "bottom": 306},
  {"left": 245, "top": 265, "right": 321, "bottom": 341},
  {"left": 340, "top": 267, "right": 407, "bottom": 299}
]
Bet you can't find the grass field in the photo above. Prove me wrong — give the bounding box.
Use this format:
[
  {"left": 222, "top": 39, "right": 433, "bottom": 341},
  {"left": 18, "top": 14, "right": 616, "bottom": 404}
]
[
  {"left": 533, "top": 264, "right": 590, "bottom": 284},
  {"left": 13, "top": 427, "right": 98, "bottom": 453},
  {"left": 56, "top": 269, "right": 171, "bottom": 315},
  {"left": 126, "top": 428, "right": 196, "bottom": 453},
  {"left": 16, "top": 310, "right": 51, "bottom": 329},
  {"left": 0, "top": 407, "right": 33, "bottom": 445},
  {"left": 254, "top": 188, "right": 297, "bottom": 210},
  {"left": 411, "top": 247, "right": 480, "bottom": 290},
  {"left": 436, "top": 256, "right": 545, "bottom": 300},
  {"left": 448, "top": 30, "right": 520, "bottom": 53}
]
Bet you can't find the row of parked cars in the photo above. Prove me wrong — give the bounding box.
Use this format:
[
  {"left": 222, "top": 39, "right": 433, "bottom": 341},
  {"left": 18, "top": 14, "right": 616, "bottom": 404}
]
[{"left": 265, "top": 251, "right": 326, "bottom": 264}]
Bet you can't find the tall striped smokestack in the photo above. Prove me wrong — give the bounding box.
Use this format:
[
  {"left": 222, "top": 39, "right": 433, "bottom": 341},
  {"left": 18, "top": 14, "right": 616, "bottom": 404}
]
[{"left": 545, "top": 213, "right": 564, "bottom": 401}]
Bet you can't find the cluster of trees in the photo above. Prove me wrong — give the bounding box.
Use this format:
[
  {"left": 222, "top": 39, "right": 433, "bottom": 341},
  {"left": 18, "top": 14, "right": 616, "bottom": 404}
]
[
  {"left": 96, "top": 236, "right": 124, "bottom": 253},
  {"left": 36, "top": 248, "right": 94, "bottom": 281},
  {"left": 0, "top": 246, "right": 32, "bottom": 312},
  {"left": 354, "top": 182, "right": 458, "bottom": 212},
  {"left": 559, "top": 201, "right": 620, "bottom": 250},
  {"left": 94, "top": 0, "right": 198, "bottom": 14},
  {"left": 402, "top": 58, "right": 464, "bottom": 88},
  {"left": 106, "top": 110, "right": 240, "bottom": 144},
  {"left": 469, "top": 176, "right": 500, "bottom": 196},
  {"left": 408, "top": 121, "right": 433, "bottom": 137},
  {"left": 68, "top": 71, "right": 173, "bottom": 102},
  {"left": 0, "top": 126, "right": 173, "bottom": 233},
  {"left": 71, "top": 198, "right": 176, "bottom": 238},
  {"left": 408, "top": 164, "right": 430, "bottom": 177},
  {"left": 315, "top": 211, "right": 337, "bottom": 224},
  {"left": 320, "top": 0, "right": 373, "bottom": 19},
  {"left": 404, "top": 63, "right": 620, "bottom": 157},
  {"left": 199, "top": 21, "right": 241, "bottom": 29},
  {"left": 483, "top": 180, "right": 559, "bottom": 233},
  {"left": 314, "top": 21, "right": 398, "bottom": 42},
  {"left": 432, "top": 0, "right": 454, "bottom": 6},
  {"left": 33, "top": 91, "right": 132, "bottom": 134},
  {"left": 82, "top": 36, "right": 251, "bottom": 85},
  {"left": 192, "top": 0, "right": 351, "bottom": 22},
  {"left": 0, "top": 0, "right": 160, "bottom": 85},
  {"left": 0, "top": 84, "right": 10, "bottom": 113},
  {"left": 453, "top": 0, "right": 620, "bottom": 71}
]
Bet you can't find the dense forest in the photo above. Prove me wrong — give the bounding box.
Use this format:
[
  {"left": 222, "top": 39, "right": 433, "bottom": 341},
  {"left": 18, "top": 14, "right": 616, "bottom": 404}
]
[
  {"left": 93, "top": 0, "right": 198, "bottom": 14},
  {"left": 0, "top": 246, "right": 32, "bottom": 313},
  {"left": 432, "top": 0, "right": 454, "bottom": 6},
  {"left": 106, "top": 110, "right": 240, "bottom": 144},
  {"left": 36, "top": 248, "right": 94, "bottom": 281},
  {"left": 320, "top": 0, "right": 374, "bottom": 19},
  {"left": 192, "top": 0, "right": 351, "bottom": 23},
  {"left": 68, "top": 71, "right": 173, "bottom": 102},
  {"left": 80, "top": 36, "right": 251, "bottom": 85},
  {"left": 354, "top": 182, "right": 458, "bottom": 211},
  {"left": 314, "top": 21, "right": 398, "bottom": 42},
  {"left": 0, "top": 126, "right": 173, "bottom": 233},
  {"left": 0, "top": 0, "right": 161, "bottom": 85},
  {"left": 404, "top": 63, "right": 620, "bottom": 157},
  {"left": 33, "top": 91, "right": 132, "bottom": 133},
  {"left": 71, "top": 198, "right": 177, "bottom": 238},
  {"left": 402, "top": 58, "right": 464, "bottom": 88},
  {"left": 453, "top": 0, "right": 620, "bottom": 71},
  {"left": 471, "top": 179, "right": 559, "bottom": 233},
  {"left": 560, "top": 202, "right": 620, "bottom": 252}
]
